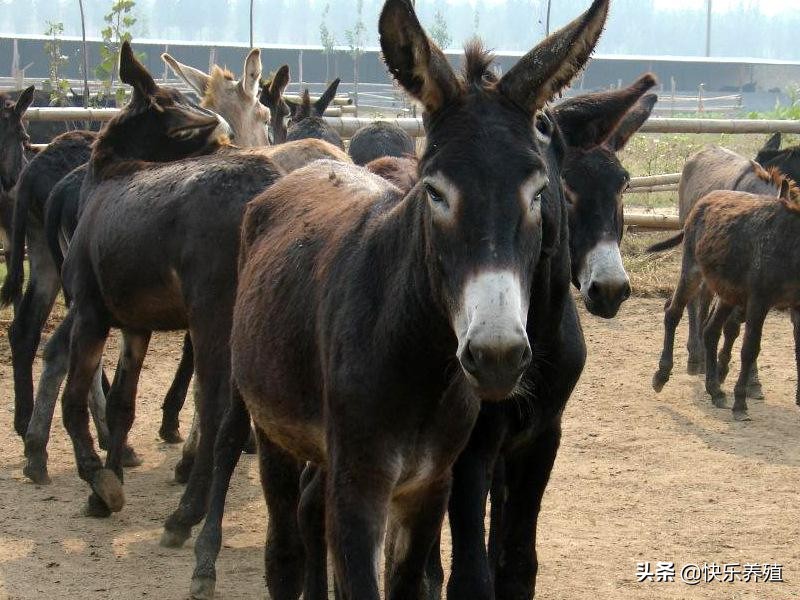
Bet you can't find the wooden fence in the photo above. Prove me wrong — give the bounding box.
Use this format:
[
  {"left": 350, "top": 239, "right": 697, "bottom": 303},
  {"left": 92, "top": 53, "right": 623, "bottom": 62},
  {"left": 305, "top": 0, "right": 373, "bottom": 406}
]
[{"left": 22, "top": 110, "right": 800, "bottom": 231}]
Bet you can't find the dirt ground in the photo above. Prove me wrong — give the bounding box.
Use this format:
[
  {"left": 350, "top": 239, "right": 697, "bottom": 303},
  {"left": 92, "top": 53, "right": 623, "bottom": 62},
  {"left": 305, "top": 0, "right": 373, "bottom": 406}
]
[{"left": 1, "top": 296, "right": 799, "bottom": 600}]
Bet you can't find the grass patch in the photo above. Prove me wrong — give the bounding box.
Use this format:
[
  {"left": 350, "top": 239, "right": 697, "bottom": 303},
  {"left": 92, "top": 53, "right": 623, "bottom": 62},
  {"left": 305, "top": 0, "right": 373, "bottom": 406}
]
[{"left": 621, "top": 230, "right": 682, "bottom": 299}]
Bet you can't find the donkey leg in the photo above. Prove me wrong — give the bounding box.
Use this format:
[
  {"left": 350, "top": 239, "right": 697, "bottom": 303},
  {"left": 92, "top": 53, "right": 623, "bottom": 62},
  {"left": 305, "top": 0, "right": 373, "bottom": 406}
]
[
  {"left": 190, "top": 389, "right": 251, "bottom": 600},
  {"left": 8, "top": 234, "right": 60, "bottom": 438},
  {"left": 385, "top": 478, "right": 451, "bottom": 600},
  {"left": 88, "top": 363, "right": 110, "bottom": 450},
  {"left": 703, "top": 301, "right": 734, "bottom": 408},
  {"left": 161, "top": 332, "right": 194, "bottom": 444},
  {"left": 445, "top": 409, "right": 506, "bottom": 600},
  {"left": 718, "top": 306, "right": 743, "bottom": 383},
  {"left": 493, "top": 422, "right": 562, "bottom": 600},
  {"left": 60, "top": 307, "right": 122, "bottom": 517},
  {"left": 686, "top": 294, "right": 704, "bottom": 375},
  {"left": 23, "top": 311, "right": 73, "bottom": 485},
  {"left": 297, "top": 465, "right": 329, "bottom": 600},
  {"left": 746, "top": 362, "right": 765, "bottom": 401},
  {"left": 258, "top": 428, "right": 305, "bottom": 600},
  {"left": 104, "top": 330, "right": 150, "bottom": 482},
  {"left": 653, "top": 265, "right": 701, "bottom": 392},
  {"left": 327, "top": 460, "right": 390, "bottom": 600},
  {"left": 175, "top": 402, "right": 199, "bottom": 484},
  {"left": 732, "top": 301, "right": 770, "bottom": 421},
  {"left": 162, "top": 327, "right": 228, "bottom": 547}
]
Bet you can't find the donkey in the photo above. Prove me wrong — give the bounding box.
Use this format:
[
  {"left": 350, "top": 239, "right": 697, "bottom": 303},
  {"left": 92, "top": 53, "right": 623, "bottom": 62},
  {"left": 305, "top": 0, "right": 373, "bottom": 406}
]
[
  {"left": 556, "top": 80, "right": 657, "bottom": 318},
  {"left": 190, "top": 2, "right": 611, "bottom": 600},
  {"left": 0, "top": 87, "right": 35, "bottom": 270},
  {"left": 23, "top": 49, "right": 276, "bottom": 479},
  {"left": 286, "top": 79, "right": 344, "bottom": 149},
  {"left": 2, "top": 130, "right": 97, "bottom": 439},
  {"left": 649, "top": 146, "right": 790, "bottom": 398},
  {"left": 260, "top": 66, "right": 292, "bottom": 144},
  {"left": 755, "top": 133, "right": 800, "bottom": 179},
  {"left": 348, "top": 121, "right": 416, "bottom": 166},
  {"left": 653, "top": 180, "right": 800, "bottom": 421},
  {"left": 189, "top": 35, "right": 653, "bottom": 600}
]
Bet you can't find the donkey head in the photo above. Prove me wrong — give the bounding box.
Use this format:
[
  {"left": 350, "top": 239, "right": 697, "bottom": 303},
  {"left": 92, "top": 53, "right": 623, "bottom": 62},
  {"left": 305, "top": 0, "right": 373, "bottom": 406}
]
[
  {"left": 286, "top": 79, "right": 344, "bottom": 148},
  {"left": 260, "top": 65, "right": 291, "bottom": 144},
  {"left": 380, "top": 0, "right": 609, "bottom": 400},
  {"left": 162, "top": 48, "right": 269, "bottom": 147},
  {"left": 93, "top": 42, "right": 230, "bottom": 174},
  {"left": 0, "top": 86, "right": 34, "bottom": 190},
  {"left": 555, "top": 75, "right": 658, "bottom": 318}
]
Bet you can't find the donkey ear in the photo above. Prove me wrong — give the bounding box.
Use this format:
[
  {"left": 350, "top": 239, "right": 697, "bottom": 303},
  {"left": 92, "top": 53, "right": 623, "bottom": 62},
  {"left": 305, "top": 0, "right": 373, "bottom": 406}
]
[
  {"left": 779, "top": 177, "right": 792, "bottom": 200},
  {"left": 763, "top": 132, "right": 781, "bottom": 152},
  {"left": 606, "top": 92, "right": 658, "bottom": 151},
  {"left": 379, "top": 0, "right": 461, "bottom": 114},
  {"left": 120, "top": 41, "right": 157, "bottom": 99},
  {"left": 314, "top": 78, "right": 340, "bottom": 116},
  {"left": 162, "top": 53, "right": 210, "bottom": 96},
  {"left": 498, "top": 0, "right": 609, "bottom": 115},
  {"left": 240, "top": 48, "right": 262, "bottom": 98},
  {"left": 554, "top": 73, "right": 656, "bottom": 150},
  {"left": 265, "top": 65, "right": 291, "bottom": 106},
  {"left": 13, "top": 85, "right": 35, "bottom": 117}
]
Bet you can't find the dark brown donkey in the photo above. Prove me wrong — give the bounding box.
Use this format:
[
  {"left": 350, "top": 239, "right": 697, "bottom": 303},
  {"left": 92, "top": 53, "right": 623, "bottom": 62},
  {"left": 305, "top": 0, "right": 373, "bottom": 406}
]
[
  {"left": 50, "top": 43, "right": 283, "bottom": 527},
  {"left": 650, "top": 146, "right": 789, "bottom": 397},
  {"left": 260, "top": 65, "right": 292, "bottom": 144},
  {"left": 0, "top": 87, "right": 35, "bottom": 276},
  {"left": 653, "top": 180, "right": 800, "bottom": 421},
  {"left": 285, "top": 79, "right": 344, "bottom": 148},
  {"left": 191, "top": 2, "right": 610, "bottom": 599},
  {"left": 20, "top": 49, "right": 275, "bottom": 486}
]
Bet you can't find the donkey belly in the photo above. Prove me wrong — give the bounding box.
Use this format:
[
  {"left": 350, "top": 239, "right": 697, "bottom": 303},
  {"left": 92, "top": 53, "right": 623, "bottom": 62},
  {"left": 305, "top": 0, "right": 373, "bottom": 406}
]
[{"left": 245, "top": 394, "right": 326, "bottom": 465}]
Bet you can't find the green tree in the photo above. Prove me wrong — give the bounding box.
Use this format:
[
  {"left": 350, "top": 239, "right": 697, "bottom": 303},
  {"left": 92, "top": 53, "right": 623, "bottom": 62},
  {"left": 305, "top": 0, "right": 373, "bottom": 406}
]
[
  {"left": 345, "top": 0, "right": 365, "bottom": 115},
  {"left": 96, "top": 0, "right": 139, "bottom": 105},
  {"left": 43, "top": 21, "right": 70, "bottom": 105},
  {"left": 430, "top": 9, "right": 451, "bottom": 49},
  {"left": 319, "top": 2, "right": 336, "bottom": 83}
]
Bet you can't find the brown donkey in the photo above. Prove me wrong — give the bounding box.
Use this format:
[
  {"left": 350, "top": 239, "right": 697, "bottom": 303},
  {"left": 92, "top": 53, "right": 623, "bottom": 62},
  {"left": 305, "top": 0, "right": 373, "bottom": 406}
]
[
  {"left": 650, "top": 146, "right": 790, "bottom": 396},
  {"left": 653, "top": 179, "right": 800, "bottom": 420},
  {"left": 209, "top": 1, "right": 611, "bottom": 599},
  {"left": 51, "top": 43, "right": 283, "bottom": 527}
]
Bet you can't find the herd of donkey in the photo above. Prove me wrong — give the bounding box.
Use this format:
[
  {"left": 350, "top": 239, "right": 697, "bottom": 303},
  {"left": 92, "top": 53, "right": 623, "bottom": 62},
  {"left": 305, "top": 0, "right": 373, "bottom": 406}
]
[{"left": 1, "top": 0, "right": 800, "bottom": 598}]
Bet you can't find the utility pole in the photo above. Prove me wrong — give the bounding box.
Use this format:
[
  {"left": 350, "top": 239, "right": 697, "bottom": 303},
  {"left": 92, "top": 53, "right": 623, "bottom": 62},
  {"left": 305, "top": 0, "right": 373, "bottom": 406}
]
[
  {"left": 78, "top": 0, "right": 90, "bottom": 109},
  {"left": 705, "top": 0, "right": 712, "bottom": 57},
  {"left": 545, "top": 0, "right": 552, "bottom": 36},
  {"left": 250, "top": 0, "right": 254, "bottom": 48}
]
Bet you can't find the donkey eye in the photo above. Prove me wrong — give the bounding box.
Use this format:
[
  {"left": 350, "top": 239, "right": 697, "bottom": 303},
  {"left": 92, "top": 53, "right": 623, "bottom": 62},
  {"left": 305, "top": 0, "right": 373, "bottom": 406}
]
[{"left": 425, "top": 183, "right": 448, "bottom": 208}]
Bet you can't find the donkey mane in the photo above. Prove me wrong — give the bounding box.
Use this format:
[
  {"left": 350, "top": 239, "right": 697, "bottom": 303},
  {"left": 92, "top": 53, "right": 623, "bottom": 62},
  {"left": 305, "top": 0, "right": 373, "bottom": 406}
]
[
  {"left": 462, "top": 39, "right": 497, "bottom": 88},
  {"left": 202, "top": 66, "right": 236, "bottom": 108},
  {"left": 294, "top": 89, "right": 313, "bottom": 120},
  {"left": 751, "top": 162, "right": 800, "bottom": 206}
]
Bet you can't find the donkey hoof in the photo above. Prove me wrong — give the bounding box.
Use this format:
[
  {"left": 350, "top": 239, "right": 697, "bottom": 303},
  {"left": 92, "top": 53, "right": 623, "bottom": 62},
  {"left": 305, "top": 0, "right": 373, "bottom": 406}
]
[
  {"left": 732, "top": 409, "right": 751, "bottom": 422},
  {"left": 122, "top": 446, "right": 144, "bottom": 468},
  {"left": 160, "top": 526, "right": 191, "bottom": 548},
  {"left": 23, "top": 461, "right": 51, "bottom": 486},
  {"left": 190, "top": 575, "right": 217, "bottom": 600},
  {"left": 652, "top": 370, "right": 670, "bottom": 392},
  {"left": 91, "top": 469, "right": 125, "bottom": 513},
  {"left": 159, "top": 427, "right": 184, "bottom": 444},
  {"left": 174, "top": 458, "right": 194, "bottom": 484},
  {"left": 710, "top": 392, "right": 728, "bottom": 409},
  {"left": 686, "top": 360, "right": 705, "bottom": 376},
  {"left": 83, "top": 492, "right": 112, "bottom": 518}
]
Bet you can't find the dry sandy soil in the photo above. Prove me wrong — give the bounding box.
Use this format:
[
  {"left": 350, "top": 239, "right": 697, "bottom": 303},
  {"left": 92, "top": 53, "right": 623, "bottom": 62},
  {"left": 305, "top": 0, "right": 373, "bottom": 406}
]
[{"left": 1, "top": 297, "right": 799, "bottom": 599}]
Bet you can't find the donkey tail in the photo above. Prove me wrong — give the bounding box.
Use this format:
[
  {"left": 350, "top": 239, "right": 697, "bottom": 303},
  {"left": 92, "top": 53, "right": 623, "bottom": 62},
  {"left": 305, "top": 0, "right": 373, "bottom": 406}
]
[
  {"left": 646, "top": 231, "right": 684, "bottom": 253},
  {"left": 0, "top": 178, "right": 31, "bottom": 306}
]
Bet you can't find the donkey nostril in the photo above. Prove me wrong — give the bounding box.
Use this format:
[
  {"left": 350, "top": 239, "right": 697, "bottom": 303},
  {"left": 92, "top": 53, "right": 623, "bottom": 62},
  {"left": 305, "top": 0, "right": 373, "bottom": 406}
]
[
  {"left": 587, "top": 281, "right": 601, "bottom": 301},
  {"left": 460, "top": 341, "right": 480, "bottom": 376},
  {"left": 622, "top": 281, "right": 632, "bottom": 300}
]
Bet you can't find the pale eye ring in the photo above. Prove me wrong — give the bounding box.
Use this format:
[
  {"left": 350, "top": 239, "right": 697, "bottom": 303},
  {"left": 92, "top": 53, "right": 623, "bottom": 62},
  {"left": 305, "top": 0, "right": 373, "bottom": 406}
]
[{"left": 425, "top": 183, "right": 449, "bottom": 208}]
